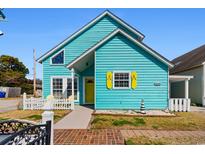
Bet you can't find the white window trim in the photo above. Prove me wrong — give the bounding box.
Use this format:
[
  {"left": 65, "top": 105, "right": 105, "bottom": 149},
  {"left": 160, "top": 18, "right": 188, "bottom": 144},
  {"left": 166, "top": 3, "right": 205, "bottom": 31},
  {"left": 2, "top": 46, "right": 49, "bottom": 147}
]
[
  {"left": 50, "top": 76, "right": 79, "bottom": 102},
  {"left": 50, "top": 49, "right": 65, "bottom": 65},
  {"left": 113, "top": 71, "right": 131, "bottom": 89}
]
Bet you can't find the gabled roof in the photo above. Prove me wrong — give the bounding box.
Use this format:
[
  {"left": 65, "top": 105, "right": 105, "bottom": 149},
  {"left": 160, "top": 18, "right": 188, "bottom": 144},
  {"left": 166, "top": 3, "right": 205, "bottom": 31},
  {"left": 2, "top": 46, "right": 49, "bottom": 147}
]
[
  {"left": 37, "top": 10, "right": 145, "bottom": 63},
  {"left": 67, "top": 29, "right": 174, "bottom": 69},
  {"left": 170, "top": 44, "right": 205, "bottom": 74}
]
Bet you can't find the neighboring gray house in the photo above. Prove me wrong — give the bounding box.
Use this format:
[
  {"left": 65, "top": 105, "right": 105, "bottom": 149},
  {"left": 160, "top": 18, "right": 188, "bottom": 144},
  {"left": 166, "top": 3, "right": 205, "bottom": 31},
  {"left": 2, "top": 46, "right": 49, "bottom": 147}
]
[{"left": 170, "top": 44, "right": 205, "bottom": 106}]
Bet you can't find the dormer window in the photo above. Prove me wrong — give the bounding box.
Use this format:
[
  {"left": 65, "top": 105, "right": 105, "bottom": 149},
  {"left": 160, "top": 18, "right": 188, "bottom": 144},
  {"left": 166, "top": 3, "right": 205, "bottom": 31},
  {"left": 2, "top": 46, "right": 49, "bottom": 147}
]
[{"left": 51, "top": 50, "right": 64, "bottom": 65}]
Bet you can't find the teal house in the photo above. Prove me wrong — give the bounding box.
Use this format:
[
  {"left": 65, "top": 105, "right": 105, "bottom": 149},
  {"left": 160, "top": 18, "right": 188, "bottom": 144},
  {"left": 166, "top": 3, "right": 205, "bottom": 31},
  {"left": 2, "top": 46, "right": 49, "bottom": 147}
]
[{"left": 37, "top": 10, "right": 174, "bottom": 110}]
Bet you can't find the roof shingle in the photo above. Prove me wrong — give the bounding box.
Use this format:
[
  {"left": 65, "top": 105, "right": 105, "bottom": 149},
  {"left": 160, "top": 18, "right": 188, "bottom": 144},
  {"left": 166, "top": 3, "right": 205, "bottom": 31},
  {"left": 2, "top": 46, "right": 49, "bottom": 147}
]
[{"left": 170, "top": 44, "right": 205, "bottom": 74}]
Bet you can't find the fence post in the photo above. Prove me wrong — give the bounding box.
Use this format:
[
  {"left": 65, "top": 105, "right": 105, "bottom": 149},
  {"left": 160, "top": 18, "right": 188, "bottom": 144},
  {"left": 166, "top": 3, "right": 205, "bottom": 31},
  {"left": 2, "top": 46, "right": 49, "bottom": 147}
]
[
  {"left": 42, "top": 111, "right": 54, "bottom": 145},
  {"left": 71, "top": 101, "right": 75, "bottom": 110},
  {"left": 179, "top": 99, "right": 182, "bottom": 112},
  {"left": 183, "top": 99, "right": 186, "bottom": 112},
  {"left": 169, "top": 99, "right": 173, "bottom": 111},
  {"left": 23, "top": 93, "right": 26, "bottom": 110},
  {"left": 187, "top": 99, "right": 190, "bottom": 112}
]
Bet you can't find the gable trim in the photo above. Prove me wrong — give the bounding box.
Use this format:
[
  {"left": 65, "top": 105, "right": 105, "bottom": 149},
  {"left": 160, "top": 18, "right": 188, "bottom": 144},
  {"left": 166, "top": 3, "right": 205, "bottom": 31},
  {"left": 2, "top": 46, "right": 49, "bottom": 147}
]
[
  {"left": 67, "top": 29, "right": 174, "bottom": 69},
  {"left": 37, "top": 10, "right": 145, "bottom": 63}
]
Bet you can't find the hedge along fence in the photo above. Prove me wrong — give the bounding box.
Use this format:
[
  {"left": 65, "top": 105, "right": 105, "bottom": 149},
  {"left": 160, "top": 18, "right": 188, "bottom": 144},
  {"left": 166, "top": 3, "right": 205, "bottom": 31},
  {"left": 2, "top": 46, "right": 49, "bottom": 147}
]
[{"left": 0, "top": 87, "right": 21, "bottom": 98}]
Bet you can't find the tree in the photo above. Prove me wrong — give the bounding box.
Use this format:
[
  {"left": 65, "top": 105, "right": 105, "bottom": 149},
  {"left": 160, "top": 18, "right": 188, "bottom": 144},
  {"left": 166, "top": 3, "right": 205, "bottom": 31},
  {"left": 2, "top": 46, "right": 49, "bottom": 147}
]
[
  {"left": 0, "top": 55, "right": 29, "bottom": 75},
  {"left": 0, "top": 55, "right": 30, "bottom": 91}
]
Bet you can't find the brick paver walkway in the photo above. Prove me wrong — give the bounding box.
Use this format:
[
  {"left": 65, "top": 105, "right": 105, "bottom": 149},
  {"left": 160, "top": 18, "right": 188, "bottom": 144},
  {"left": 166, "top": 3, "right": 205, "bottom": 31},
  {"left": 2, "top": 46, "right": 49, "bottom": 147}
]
[
  {"left": 54, "top": 129, "right": 124, "bottom": 145},
  {"left": 121, "top": 130, "right": 205, "bottom": 139},
  {"left": 54, "top": 129, "right": 205, "bottom": 145}
]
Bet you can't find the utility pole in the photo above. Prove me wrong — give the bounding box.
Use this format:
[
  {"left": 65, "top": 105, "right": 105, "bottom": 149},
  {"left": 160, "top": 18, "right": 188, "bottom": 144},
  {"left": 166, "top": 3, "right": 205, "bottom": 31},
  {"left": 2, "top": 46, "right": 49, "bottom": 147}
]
[{"left": 33, "top": 49, "right": 37, "bottom": 97}]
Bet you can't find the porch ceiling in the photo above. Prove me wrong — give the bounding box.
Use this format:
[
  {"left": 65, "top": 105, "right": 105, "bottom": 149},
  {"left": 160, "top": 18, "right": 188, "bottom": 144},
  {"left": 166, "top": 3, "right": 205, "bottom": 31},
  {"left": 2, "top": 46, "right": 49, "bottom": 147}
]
[{"left": 69, "top": 51, "right": 94, "bottom": 72}]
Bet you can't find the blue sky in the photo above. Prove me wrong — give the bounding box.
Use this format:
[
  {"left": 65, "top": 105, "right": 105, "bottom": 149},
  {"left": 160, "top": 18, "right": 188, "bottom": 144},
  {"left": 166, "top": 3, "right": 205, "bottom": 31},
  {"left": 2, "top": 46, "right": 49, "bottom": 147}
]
[{"left": 1, "top": 8, "right": 205, "bottom": 79}]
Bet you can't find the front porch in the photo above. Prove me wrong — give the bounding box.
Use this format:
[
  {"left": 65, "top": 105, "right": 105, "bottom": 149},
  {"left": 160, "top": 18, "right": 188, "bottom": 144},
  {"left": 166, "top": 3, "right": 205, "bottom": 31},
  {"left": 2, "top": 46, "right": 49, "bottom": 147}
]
[
  {"left": 67, "top": 48, "right": 95, "bottom": 106},
  {"left": 169, "top": 75, "right": 194, "bottom": 112}
]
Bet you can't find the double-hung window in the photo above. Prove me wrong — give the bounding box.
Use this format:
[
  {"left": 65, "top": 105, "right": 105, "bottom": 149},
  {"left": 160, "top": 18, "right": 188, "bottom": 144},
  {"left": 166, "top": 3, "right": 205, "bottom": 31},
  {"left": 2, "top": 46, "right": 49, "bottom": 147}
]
[
  {"left": 67, "top": 78, "right": 78, "bottom": 100},
  {"left": 113, "top": 72, "right": 130, "bottom": 89},
  {"left": 52, "top": 77, "right": 78, "bottom": 100},
  {"left": 52, "top": 78, "right": 63, "bottom": 98}
]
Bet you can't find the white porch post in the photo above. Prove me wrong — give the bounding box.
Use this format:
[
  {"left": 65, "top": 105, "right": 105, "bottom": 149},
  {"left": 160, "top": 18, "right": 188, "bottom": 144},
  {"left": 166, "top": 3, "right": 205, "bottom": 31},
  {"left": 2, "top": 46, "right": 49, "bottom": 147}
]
[
  {"left": 71, "top": 68, "right": 75, "bottom": 102},
  {"left": 185, "top": 79, "right": 189, "bottom": 99}
]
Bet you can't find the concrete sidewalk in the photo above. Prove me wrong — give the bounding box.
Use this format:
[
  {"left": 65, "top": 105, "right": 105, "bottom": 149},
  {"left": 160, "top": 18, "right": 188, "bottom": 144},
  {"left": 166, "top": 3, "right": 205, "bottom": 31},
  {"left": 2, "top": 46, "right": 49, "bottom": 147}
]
[
  {"left": 191, "top": 106, "right": 205, "bottom": 112},
  {"left": 54, "top": 105, "right": 93, "bottom": 129}
]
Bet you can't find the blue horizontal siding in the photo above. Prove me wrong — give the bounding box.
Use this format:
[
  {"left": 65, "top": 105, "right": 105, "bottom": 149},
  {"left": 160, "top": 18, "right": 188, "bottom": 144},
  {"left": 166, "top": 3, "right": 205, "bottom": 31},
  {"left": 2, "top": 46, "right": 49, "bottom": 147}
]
[
  {"left": 42, "top": 15, "right": 140, "bottom": 99},
  {"left": 95, "top": 34, "right": 169, "bottom": 110}
]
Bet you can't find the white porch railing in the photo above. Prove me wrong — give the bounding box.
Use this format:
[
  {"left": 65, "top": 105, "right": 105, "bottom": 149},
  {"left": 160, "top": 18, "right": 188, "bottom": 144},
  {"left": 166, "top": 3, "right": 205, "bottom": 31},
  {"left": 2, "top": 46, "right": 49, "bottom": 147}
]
[
  {"left": 23, "top": 93, "right": 74, "bottom": 110},
  {"left": 169, "top": 98, "right": 190, "bottom": 112}
]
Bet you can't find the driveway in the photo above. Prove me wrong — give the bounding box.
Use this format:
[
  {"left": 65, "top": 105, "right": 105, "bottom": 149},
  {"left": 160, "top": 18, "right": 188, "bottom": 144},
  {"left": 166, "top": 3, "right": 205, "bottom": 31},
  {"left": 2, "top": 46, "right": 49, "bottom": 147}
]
[
  {"left": 54, "top": 105, "right": 93, "bottom": 129},
  {"left": 0, "top": 98, "right": 22, "bottom": 113}
]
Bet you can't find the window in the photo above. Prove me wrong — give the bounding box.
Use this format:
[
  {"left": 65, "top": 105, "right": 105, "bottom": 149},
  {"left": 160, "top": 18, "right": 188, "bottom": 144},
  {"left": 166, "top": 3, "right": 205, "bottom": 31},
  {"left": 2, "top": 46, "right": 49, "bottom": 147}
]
[
  {"left": 113, "top": 72, "right": 130, "bottom": 89},
  {"left": 52, "top": 77, "right": 78, "bottom": 100},
  {"left": 67, "top": 78, "right": 78, "bottom": 100},
  {"left": 52, "top": 78, "right": 63, "bottom": 98},
  {"left": 51, "top": 50, "right": 64, "bottom": 64}
]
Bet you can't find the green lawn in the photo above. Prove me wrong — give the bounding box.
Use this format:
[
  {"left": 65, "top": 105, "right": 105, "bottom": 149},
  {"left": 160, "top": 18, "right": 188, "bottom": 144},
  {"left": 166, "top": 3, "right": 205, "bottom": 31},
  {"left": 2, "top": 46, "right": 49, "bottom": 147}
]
[
  {"left": 0, "top": 110, "right": 71, "bottom": 123},
  {"left": 125, "top": 136, "right": 205, "bottom": 145},
  {"left": 91, "top": 112, "right": 205, "bottom": 130}
]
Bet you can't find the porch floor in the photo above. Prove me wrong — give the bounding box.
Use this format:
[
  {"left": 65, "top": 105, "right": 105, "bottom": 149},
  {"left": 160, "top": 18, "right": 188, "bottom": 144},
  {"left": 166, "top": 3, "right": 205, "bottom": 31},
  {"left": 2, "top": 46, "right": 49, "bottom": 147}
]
[{"left": 54, "top": 105, "right": 93, "bottom": 129}]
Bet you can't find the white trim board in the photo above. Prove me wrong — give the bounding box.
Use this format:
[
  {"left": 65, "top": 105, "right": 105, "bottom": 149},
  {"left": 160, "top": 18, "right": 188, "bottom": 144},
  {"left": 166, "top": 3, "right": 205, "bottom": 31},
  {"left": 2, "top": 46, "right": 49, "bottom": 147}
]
[
  {"left": 67, "top": 29, "right": 174, "bottom": 69},
  {"left": 169, "top": 75, "right": 194, "bottom": 80},
  {"left": 37, "top": 10, "right": 144, "bottom": 63}
]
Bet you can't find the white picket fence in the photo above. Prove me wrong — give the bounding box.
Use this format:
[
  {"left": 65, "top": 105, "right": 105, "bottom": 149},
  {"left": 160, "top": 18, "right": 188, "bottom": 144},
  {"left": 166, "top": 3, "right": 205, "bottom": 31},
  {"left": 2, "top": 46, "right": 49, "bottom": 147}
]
[
  {"left": 169, "top": 98, "right": 190, "bottom": 112},
  {"left": 23, "top": 93, "right": 74, "bottom": 110}
]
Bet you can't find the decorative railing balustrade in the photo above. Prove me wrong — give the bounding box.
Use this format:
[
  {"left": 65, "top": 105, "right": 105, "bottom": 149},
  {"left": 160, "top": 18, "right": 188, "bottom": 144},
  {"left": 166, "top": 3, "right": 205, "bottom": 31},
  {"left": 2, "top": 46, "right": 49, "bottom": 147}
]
[
  {"left": 23, "top": 93, "right": 74, "bottom": 110},
  {"left": 0, "top": 120, "right": 34, "bottom": 135},
  {"left": 169, "top": 98, "right": 190, "bottom": 112},
  {"left": 0, "top": 120, "right": 51, "bottom": 145}
]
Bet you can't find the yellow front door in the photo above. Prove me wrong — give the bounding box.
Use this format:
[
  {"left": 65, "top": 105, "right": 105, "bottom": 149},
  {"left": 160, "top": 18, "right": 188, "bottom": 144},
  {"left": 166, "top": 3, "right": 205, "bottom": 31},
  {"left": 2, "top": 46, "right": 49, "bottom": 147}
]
[{"left": 85, "top": 77, "right": 94, "bottom": 104}]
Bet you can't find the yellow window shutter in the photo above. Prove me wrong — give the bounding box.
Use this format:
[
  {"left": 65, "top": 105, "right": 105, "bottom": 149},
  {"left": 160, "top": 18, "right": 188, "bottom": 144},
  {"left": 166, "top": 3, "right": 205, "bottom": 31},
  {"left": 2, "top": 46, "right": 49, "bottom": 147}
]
[
  {"left": 131, "top": 71, "right": 137, "bottom": 89},
  {"left": 106, "top": 72, "right": 112, "bottom": 89}
]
